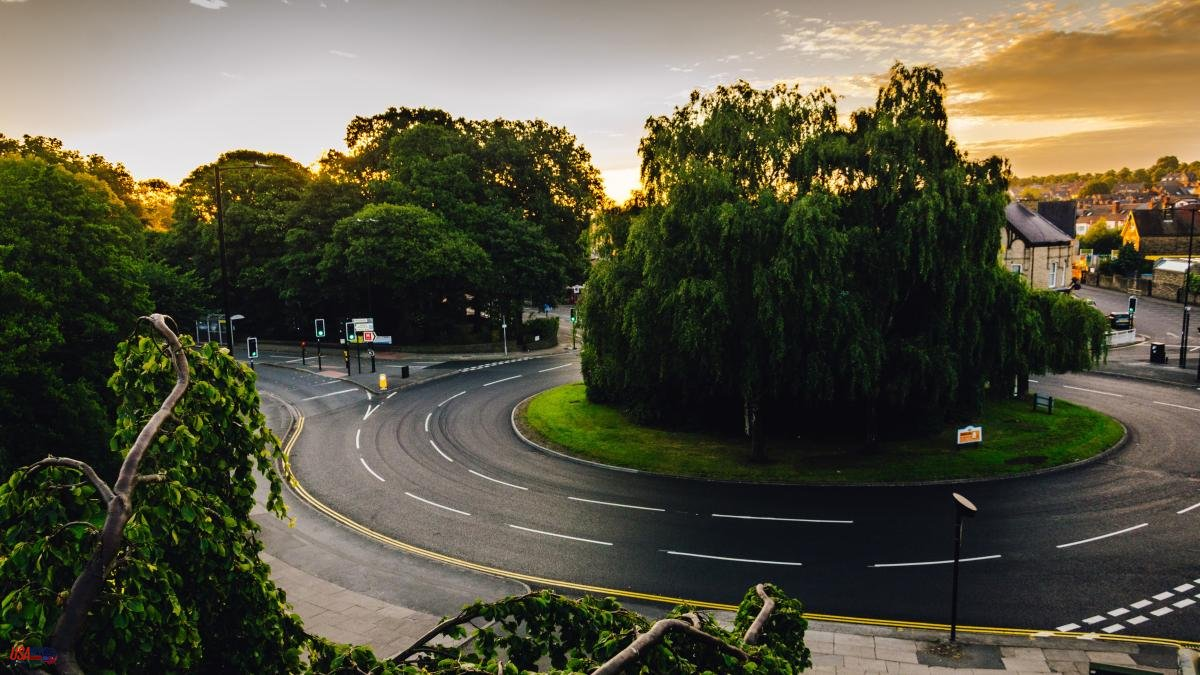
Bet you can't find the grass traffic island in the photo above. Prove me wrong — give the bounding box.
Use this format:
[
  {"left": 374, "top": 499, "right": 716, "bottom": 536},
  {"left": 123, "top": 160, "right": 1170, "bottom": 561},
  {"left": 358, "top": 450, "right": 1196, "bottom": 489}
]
[{"left": 519, "top": 383, "right": 1124, "bottom": 484}]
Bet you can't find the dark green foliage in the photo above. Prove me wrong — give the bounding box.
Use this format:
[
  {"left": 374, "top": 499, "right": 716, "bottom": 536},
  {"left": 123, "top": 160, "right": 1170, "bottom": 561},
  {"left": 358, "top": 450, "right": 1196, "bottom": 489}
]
[
  {"left": 1078, "top": 221, "right": 1123, "bottom": 254},
  {"left": 1078, "top": 179, "right": 1113, "bottom": 197},
  {"left": 0, "top": 332, "right": 304, "bottom": 673},
  {"left": 523, "top": 317, "right": 560, "bottom": 345},
  {"left": 0, "top": 155, "right": 152, "bottom": 477},
  {"left": 582, "top": 64, "right": 1108, "bottom": 457}
]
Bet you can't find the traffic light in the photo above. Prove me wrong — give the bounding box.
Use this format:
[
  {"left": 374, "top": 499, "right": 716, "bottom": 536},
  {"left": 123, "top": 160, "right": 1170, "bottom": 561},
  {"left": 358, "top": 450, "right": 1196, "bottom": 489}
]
[
  {"left": 1128, "top": 295, "right": 1137, "bottom": 315},
  {"left": 247, "top": 337, "right": 258, "bottom": 360},
  {"left": 315, "top": 318, "right": 326, "bottom": 338},
  {"left": 570, "top": 307, "right": 577, "bottom": 324}
]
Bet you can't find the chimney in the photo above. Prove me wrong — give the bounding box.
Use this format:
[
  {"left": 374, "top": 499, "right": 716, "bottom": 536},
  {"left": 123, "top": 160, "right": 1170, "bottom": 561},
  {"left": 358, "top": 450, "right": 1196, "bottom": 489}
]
[{"left": 1112, "top": 200, "right": 1120, "bottom": 214}]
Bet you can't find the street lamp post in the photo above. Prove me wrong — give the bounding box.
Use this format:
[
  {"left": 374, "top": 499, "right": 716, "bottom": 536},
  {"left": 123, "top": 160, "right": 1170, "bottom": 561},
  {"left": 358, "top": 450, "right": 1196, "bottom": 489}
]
[
  {"left": 213, "top": 161, "right": 274, "bottom": 351},
  {"left": 949, "top": 492, "right": 978, "bottom": 643},
  {"left": 1180, "top": 204, "right": 1195, "bottom": 368}
]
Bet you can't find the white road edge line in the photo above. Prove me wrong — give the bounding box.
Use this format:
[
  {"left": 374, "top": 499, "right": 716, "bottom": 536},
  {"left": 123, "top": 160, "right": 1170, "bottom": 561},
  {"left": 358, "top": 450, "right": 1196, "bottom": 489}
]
[
  {"left": 483, "top": 375, "right": 522, "bottom": 387},
  {"left": 538, "top": 363, "right": 573, "bottom": 373},
  {"left": 1062, "top": 385, "right": 1124, "bottom": 398},
  {"left": 438, "top": 391, "right": 466, "bottom": 407},
  {"left": 406, "top": 492, "right": 470, "bottom": 516},
  {"left": 1178, "top": 501, "right": 1200, "bottom": 515},
  {"left": 300, "top": 388, "right": 357, "bottom": 401},
  {"left": 569, "top": 496, "right": 665, "bottom": 512},
  {"left": 363, "top": 404, "right": 380, "bottom": 421},
  {"left": 469, "top": 469, "right": 528, "bottom": 490},
  {"left": 713, "top": 513, "right": 853, "bottom": 524},
  {"left": 870, "top": 554, "right": 1002, "bottom": 568},
  {"left": 429, "top": 439, "right": 454, "bottom": 463},
  {"left": 424, "top": 412, "right": 432, "bottom": 433},
  {"left": 355, "top": 428, "right": 361, "bottom": 450},
  {"left": 359, "top": 457, "right": 385, "bottom": 482},
  {"left": 508, "top": 524, "right": 611, "bottom": 546},
  {"left": 1155, "top": 401, "right": 1200, "bottom": 413},
  {"left": 387, "top": 392, "right": 396, "bottom": 399},
  {"left": 1056, "top": 523, "right": 1148, "bottom": 549},
  {"left": 666, "top": 550, "right": 803, "bottom": 566}
]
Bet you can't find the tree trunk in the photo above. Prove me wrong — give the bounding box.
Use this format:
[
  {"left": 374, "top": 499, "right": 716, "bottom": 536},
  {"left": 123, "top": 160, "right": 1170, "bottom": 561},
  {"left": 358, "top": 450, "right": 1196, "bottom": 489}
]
[
  {"left": 1016, "top": 368, "right": 1030, "bottom": 398},
  {"left": 744, "top": 397, "right": 767, "bottom": 463}
]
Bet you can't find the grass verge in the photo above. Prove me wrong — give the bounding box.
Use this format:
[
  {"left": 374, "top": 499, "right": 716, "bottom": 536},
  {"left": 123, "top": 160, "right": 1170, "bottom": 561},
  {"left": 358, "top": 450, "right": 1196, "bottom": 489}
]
[{"left": 520, "top": 383, "right": 1124, "bottom": 484}]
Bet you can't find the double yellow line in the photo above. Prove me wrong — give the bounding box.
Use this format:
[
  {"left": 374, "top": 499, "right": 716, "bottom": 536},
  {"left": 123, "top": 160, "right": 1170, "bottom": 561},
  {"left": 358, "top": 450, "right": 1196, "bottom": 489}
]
[{"left": 279, "top": 412, "right": 1199, "bottom": 650}]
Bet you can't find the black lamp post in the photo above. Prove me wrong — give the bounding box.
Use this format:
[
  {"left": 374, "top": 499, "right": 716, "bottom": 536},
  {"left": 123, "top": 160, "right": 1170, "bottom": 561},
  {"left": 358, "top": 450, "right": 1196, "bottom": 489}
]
[
  {"left": 213, "top": 161, "right": 273, "bottom": 351},
  {"left": 949, "top": 492, "right": 978, "bottom": 642},
  {"left": 1180, "top": 204, "right": 1196, "bottom": 368}
]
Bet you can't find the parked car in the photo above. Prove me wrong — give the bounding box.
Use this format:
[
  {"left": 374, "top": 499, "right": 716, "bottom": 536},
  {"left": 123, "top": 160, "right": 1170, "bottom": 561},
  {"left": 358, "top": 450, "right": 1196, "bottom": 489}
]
[{"left": 1108, "top": 312, "right": 1133, "bottom": 330}]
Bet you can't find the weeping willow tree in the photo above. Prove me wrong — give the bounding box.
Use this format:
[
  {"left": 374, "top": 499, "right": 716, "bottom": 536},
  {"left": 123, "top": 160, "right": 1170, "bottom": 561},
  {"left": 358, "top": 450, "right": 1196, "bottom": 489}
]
[{"left": 581, "top": 64, "right": 1106, "bottom": 460}]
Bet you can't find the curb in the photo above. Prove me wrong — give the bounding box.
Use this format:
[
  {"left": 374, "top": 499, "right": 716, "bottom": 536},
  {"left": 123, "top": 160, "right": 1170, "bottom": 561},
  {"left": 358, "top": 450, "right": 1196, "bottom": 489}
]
[
  {"left": 1181, "top": 649, "right": 1198, "bottom": 675},
  {"left": 1087, "top": 366, "right": 1200, "bottom": 391},
  {"left": 510, "top": 391, "right": 1132, "bottom": 489}
]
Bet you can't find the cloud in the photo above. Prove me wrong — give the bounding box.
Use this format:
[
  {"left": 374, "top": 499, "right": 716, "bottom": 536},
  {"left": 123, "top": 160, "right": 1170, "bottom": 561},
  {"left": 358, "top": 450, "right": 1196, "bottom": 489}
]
[
  {"left": 774, "top": 3, "right": 1102, "bottom": 68},
  {"left": 945, "top": 0, "right": 1200, "bottom": 173},
  {"left": 329, "top": 49, "right": 357, "bottom": 59},
  {"left": 190, "top": 0, "right": 228, "bottom": 9},
  {"left": 219, "top": 72, "right": 243, "bottom": 80},
  {"left": 667, "top": 62, "right": 700, "bottom": 73}
]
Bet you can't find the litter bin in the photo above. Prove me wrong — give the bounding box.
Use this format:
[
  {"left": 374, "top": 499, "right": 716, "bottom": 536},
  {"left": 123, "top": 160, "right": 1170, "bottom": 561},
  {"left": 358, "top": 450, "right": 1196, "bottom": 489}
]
[
  {"left": 401, "top": 365, "right": 410, "bottom": 378},
  {"left": 1150, "top": 342, "right": 1167, "bottom": 364}
]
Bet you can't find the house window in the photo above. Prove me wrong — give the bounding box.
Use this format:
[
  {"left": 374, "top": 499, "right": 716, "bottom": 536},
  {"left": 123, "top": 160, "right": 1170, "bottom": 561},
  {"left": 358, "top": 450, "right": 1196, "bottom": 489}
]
[
  {"left": 1011, "top": 264, "right": 1022, "bottom": 274},
  {"left": 1050, "top": 261, "right": 1058, "bottom": 287}
]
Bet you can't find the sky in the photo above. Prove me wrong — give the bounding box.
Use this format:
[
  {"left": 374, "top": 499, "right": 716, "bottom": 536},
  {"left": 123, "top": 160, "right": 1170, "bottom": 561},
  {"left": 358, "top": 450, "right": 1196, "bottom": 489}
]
[{"left": 1, "top": 0, "right": 1196, "bottom": 202}]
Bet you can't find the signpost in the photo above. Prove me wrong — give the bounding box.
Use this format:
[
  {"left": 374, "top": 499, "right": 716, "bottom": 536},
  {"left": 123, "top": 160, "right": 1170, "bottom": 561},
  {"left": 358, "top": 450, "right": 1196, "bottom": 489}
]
[{"left": 956, "top": 425, "right": 982, "bottom": 447}]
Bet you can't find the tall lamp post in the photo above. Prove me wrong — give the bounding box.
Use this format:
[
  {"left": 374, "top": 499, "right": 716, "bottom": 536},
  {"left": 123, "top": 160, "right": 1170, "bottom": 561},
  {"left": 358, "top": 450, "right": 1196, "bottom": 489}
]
[
  {"left": 214, "top": 161, "right": 274, "bottom": 351},
  {"left": 1180, "top": 203, "right": 1196, "bottom": 368},
  {"left": 949, "top": 492, "right": 977, "bottom": 643}
]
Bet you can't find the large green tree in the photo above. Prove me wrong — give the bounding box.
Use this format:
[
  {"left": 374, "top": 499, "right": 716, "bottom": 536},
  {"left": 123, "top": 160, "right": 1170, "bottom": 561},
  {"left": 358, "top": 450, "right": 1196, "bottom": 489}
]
[
  {"left": 0, "top": 155, "right": 151, "bottom": 477},
  {"left": 321, "top": 204, "right": 490, "bottom": 342},
  {"left": 582, "top": 65, "right": 1106, "bottom": 459},
  {"left": 164, "top": 150, "right": 311, "bottom": 337}
]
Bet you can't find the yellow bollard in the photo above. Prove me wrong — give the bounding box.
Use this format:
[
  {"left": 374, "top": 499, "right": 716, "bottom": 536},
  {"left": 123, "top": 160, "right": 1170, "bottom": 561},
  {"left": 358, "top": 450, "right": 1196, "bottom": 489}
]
[{"left": 379, "top": 373, "right": 388, "bottom": 390}]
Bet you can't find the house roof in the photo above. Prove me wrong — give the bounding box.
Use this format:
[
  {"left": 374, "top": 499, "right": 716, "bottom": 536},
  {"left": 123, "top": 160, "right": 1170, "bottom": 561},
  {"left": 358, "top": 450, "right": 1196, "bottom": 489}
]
[
  {"left": 1006, "top": 202, "right": 1074, "bottom": 246},
  {"left": 1037, "top": 200, "right": 1077, "bottom": 238},
  {"left": 1128, "top": 208, "right": 1190, "bottom": 237}
]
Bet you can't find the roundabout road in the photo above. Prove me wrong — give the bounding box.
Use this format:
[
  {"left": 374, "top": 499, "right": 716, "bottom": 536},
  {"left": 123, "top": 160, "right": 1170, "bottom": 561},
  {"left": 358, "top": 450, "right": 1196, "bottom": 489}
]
[{"left": 257, "top": 357, "right": 1199, "bottom": 644}]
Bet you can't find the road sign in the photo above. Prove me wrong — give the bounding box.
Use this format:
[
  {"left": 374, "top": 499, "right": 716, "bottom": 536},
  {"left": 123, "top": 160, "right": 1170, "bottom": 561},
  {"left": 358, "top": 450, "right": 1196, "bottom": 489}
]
[
  {"left": 315, "top": 318, "right": 326, "bottom": 338},
  {"left": 353, "top": 317, "right": 374, "bottom": 332},
  {"left": 956, "top": 425, "right": 982, "bottom": 446},
  {"left": 361, "top": 330, "right": 376, "bottom": 343}
]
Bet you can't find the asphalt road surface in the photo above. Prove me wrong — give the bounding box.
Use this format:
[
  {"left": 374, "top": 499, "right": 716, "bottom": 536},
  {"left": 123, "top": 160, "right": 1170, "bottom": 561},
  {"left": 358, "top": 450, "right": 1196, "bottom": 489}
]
[{"left": 257, "top": 356, "right": 1199, "bottom": 641}]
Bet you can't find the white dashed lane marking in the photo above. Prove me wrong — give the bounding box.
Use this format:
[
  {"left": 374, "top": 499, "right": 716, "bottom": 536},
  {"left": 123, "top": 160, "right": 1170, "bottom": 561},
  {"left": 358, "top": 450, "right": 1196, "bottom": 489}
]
[
  {"left": 870, "top": 554, "right": 1002, "bottom": 568},
  {"left": 429, "top": 440, "right": 454, "bottom": 463},
  {"left": 1061, "top": 385, "right": 1123, "bottom": 397},
  {"left": 468, "top": 469, "right": 528, "bottom": 491},
  {"left": 508, "top": 524, "right": 611, "bottom": 546},
  {"left": 437, "top": 391, "right": 466, "bottom": 407},
  {"left": 424, "top": 412, "right": 431, "bottom": 433},
  {"left": 538, "top": 363, "right": 573, "bottom": 373},
  {"left": 713, "top": 513, "right": 853, "bottom": 524},
  {"left": 1178, "top": 501, "right": 1200, "bottom": 515},
  {"left": 482, "top": 375, "right": 522, "bottom": 387},
  {"left": 665, "top": 550, "right": 804, "bottom": 566},
  {"left": 1154, "top": 401, "right": 1200, "bottom": 413},
  {"left": 405, "top": 492, "right": 470, "bottom": 516},
  {"left": 1056, "top": 523, "right": 1147, "bottom": 548},
  {"left": 300, "top": 388, "right": 357, "bottom": 401},
  {"left": 359, "top": 457, "right": 385, "bottom": 482},
  {"left": 569, "top": 496, "right": 664, "bottom": 512}
]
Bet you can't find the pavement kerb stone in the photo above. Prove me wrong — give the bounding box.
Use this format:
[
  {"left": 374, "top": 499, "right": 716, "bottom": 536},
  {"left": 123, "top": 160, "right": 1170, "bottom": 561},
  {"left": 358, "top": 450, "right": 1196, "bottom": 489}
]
[
  {"left": 1181, "top": 649, "right": 1199, "bottom": 675},
  {"left": 509, "top": 394, "right": 1132, "bottom": 489}
]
